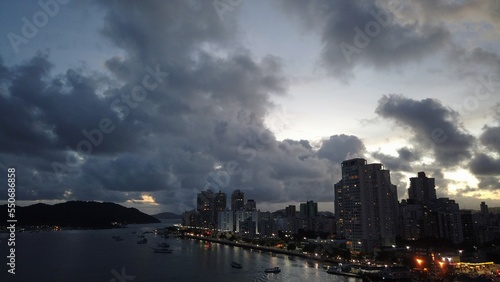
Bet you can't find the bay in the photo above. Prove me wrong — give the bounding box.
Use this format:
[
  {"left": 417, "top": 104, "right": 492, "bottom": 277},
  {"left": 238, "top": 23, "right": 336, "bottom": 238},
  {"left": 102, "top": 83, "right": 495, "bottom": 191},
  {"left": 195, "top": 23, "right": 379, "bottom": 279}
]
[{"left": 1, "top": 220, "right": 361, "bottom": 282}]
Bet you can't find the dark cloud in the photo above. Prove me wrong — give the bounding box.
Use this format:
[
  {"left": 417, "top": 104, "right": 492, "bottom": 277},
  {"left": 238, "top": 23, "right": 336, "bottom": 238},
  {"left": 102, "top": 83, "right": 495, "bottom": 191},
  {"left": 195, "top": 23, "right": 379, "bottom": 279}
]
[
  {"left": 469, "top": 153, "right": 500, "bottom": 176},
  {"left": 397, "top": 147, "right": 421, "bottom": 162},
  {"left": 317, "top": 134, "right": 366, "bottom": 164},
  {"left": 281, "top": 0, "right": 451, "bottom": 80},
  {"left": 371, "top": 151, "right": 413, "bottom": 172},
  {"left": 480, "top": 104, "right": 500, "bottom": 154},
  {"left": 0, "top": 1, "right": 370, "bottom": 212},
  {"left": 375, "top": 94, "right": 475, "bottom": 167},
  {"left": 283, "top": 139, "right": 313, "bottom": 151},
  {"left": 480, "top": 126, "right": 500, "bottom": 154},
  {"left": 477, "top": 176, "right": 500, "bottom": 190}
]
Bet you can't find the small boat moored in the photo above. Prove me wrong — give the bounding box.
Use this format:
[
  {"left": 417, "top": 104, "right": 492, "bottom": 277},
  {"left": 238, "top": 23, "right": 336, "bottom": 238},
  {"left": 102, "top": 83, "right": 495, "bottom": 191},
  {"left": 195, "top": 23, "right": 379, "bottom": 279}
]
[
  {"left": 137, "top": 238, "right": 147, "bottom": 244},
  {"left": 326, "top": 264, "right": 362, "bottom": 278},
  {"left": 264, "top": 266, "right": 281, "bottom": 273},
  {"left": 231, "top": 261, "right": 242, "bottom": 268},
  {"left": 157, "top": 242, "right": 170, "bottom": 248},
  {"left": 152, "top": 247, "right": 173, "bottom": 253}
]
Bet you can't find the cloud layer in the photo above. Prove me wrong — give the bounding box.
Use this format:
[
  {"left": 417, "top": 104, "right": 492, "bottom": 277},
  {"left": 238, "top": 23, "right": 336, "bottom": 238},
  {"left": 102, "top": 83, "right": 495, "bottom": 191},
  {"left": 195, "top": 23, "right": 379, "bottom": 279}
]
[
  {"left": 1, "top": 0, "right": 499, "bottom": 212},
  {"left": 0, "top": 1, "right": 370, "bottom": 212}
]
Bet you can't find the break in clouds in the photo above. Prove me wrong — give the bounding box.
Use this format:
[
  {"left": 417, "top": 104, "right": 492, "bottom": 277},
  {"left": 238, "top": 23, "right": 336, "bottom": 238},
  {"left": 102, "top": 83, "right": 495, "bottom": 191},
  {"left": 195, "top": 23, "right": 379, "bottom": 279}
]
[{"left": 1, "top": 0, "right": 500, "bottom": 212}]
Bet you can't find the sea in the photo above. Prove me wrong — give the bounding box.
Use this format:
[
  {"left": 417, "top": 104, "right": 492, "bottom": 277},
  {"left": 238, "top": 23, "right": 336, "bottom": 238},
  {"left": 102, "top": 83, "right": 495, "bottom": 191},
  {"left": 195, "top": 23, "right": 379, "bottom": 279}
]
[{"left": 1, "top": 220, "right": 362, "bottom": 282}]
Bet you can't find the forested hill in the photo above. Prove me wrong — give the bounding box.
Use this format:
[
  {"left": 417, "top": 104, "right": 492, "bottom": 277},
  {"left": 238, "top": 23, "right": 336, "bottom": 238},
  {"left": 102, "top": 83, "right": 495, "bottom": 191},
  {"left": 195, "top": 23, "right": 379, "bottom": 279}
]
[{"left": 1, "top": 201, "right": 160, "bottom": 228}]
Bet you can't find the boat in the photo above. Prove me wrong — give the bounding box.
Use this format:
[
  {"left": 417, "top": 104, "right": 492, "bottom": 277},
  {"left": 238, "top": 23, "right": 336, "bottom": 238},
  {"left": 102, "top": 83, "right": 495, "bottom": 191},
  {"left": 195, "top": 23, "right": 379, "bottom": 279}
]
[
  {"left": 326, "top": 266, "right": 362, "bottom": 278},
  {"left": 264, "top": 266, "right": 281, "bottom": 273},
  {"left": 157, "top": 242, "right": 170, "bottom": 248},
  {"left": 231, "top": 261, "right": 242, "bottom": 268},
  {"left": 152, "top": 247, "right": 173, "bottom": 253},
  {"left": 137, "top": 238, "right": 147, "bottom": 244},
  {"left": 112, "top": 236, "right": 124, "bottom": 241}
]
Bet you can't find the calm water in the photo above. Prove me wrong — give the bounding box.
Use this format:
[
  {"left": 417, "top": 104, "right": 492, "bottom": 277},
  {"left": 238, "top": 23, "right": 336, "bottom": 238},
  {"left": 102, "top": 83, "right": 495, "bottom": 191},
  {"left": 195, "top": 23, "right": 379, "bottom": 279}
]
[{"left": 1, "top": 221, "right": 361, "bottom": 282}]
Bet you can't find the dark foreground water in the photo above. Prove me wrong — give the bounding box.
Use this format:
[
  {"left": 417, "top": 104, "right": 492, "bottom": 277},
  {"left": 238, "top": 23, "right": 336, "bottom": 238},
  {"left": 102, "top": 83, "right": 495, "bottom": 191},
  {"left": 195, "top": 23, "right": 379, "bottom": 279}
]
[{"left": 1, "top": 221, "right": 361, "bottom": 282}]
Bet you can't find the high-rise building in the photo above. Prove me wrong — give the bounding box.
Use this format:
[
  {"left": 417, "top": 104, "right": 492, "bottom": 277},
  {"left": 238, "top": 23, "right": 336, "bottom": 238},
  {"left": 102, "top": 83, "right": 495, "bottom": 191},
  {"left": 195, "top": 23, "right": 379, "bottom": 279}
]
[
  {"left": 432, "top": 198, "right": 463, "bottom": 244},
  {"left": 197, "top": 189, "right": 214, "bottom": 227},
  {"left": 230, "top": 189, "right": 245, "bottom": 231},
  {"left": 231, "top": 189, "right": 245, "bottom": 211},
  {"left": 461, "top": 210, "right": 474, "bottom": 244},
  {"left": 214, "top": 191, "right": 227, "bottom": 212},
  {"left": 182, "top": 210, "right": 200, "bottom": 227},
  {"left": 297, "top": 201, "right": 319, "bottom": 232},
  {"left": 244, "top": 199, "right": 256, "bottom": 211},
  {"left": 217, "top": 209, "right": 233, "bottom": 232},
  {"left": 299, "top": 201, "right": 318, "bottom": 218},
  {"left": 214, "top": 191, "right": 227, "bottom": 226},
  {"left": 334, "top": 158, "right": 398, "bottom": 252},
  {"left": 408, "top": 172, "right": 436, "bottom": 204},
  {"left": 259, "top": 218, "right": 278, "bottom": 238},
  {"left": 234, "top": 210, "right": 259, "bottom": 236},
  {"left": 398, "top": 199, "right": 423, "bottom": 240},
  {"left": 285, "top": 205, "right": 296, "bottom": 217},
  {"left": 480, "top": 201, "right": 490, "bottom": 226}
]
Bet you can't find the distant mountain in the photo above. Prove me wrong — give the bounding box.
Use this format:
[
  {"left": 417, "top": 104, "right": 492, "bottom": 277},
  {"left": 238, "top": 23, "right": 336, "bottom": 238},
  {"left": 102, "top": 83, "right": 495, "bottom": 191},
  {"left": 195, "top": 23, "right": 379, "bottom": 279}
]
[
  {"left": 0, "top": 201, "right": 160, "bottom": 228},
  {"left": 151, "top": 212, "right": 181, "bottom": 220},
  {"left": 318, "top": 211, "right": 334, "bottom": 217}
]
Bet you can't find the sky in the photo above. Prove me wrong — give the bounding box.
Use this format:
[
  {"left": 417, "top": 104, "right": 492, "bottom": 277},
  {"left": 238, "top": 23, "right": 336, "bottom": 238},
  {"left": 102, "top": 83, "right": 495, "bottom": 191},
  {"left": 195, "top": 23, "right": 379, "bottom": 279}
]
[{"left": 0, "top": 0, "right": 499, "bottom": 215}]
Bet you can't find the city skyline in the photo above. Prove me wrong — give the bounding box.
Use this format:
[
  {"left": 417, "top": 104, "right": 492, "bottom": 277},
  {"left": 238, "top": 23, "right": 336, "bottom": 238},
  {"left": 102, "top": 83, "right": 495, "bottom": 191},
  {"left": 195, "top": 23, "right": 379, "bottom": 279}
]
[
  {"left": 184, "top": 158, "right": 494, "bottom": 254},
  {"left": 0, "top": 1, "right": 499, "bottom": 215}
]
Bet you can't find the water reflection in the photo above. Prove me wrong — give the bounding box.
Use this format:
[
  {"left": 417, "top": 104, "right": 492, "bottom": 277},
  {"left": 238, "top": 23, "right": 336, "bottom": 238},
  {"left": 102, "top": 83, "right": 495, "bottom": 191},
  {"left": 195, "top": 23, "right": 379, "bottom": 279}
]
[{"left": 1, "top": 223, "right": 361, "bottom": 282}]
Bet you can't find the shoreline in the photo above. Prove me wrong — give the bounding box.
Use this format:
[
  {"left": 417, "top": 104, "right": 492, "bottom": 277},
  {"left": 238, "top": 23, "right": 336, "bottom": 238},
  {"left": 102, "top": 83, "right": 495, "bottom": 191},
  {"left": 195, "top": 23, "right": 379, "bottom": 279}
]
[{"left": 181, "top": 234, "right": 339, "bottom": 264}]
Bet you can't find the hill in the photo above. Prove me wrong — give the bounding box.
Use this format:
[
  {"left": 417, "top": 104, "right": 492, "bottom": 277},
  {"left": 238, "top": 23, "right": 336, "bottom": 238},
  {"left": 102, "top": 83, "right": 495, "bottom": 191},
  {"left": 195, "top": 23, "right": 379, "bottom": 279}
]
[
  {"left": 0, "top": 201, "right": 160, "bottom": 228},
  {"left": 151, "top": 212, "right": 182, "bottom": 220}
]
